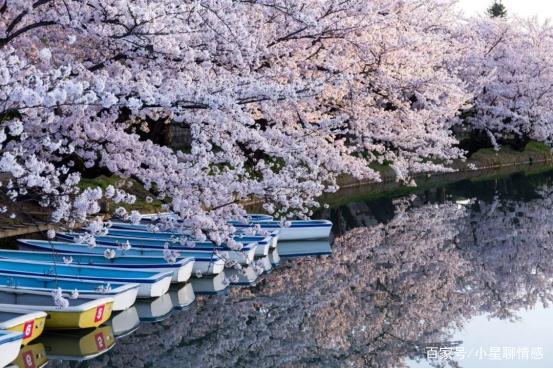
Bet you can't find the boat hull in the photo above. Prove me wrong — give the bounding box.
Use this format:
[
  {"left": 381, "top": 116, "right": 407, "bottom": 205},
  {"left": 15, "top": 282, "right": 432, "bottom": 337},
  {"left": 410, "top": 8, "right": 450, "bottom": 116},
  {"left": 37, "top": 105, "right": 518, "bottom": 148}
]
[
  {"left": 19, "top": 240, "right": 225, "bottom": 277},
  {"left": 0, "top": 283, "right": 138, "bottom": 312},
  {"left": 232, "top": 220, "right": 332, "bottom": 241},
  {"left": 0, "top": 297, "right": 113, "bottom": 330},
  {"left": 0, "top": 331, "right": 22, "bottom": 368},
  {"left": 0, "top": 248, "right": 195, "bottom": 285},
  {"left": 77, "top": 287, "right": 137, "bottom": 311},
  {"left": 9, "top": 318, "right": 46, "bottom": 346},
  {"left": 0, "top": 250, "right": 173, "bottom": 299},
  {"left": 253, "top": 241, "right": 270, "bottom": 256},
  {"left": 138, "top": 275, "right": 172, "bottom": 298},
  {"left": 277, "top": 225, "right": 332, "bottom": 241},
  {"left": 193, "top": 258, "right": 225, "bottom": 276},
  {"left": 0, "top": 310, "right": 46, "bottom": 345},
  {"left": 215, "top": 247, "right": 256, "bottom": 265},
  {"left": 44, "top": 301, "right": 113, "bottom": 329}
]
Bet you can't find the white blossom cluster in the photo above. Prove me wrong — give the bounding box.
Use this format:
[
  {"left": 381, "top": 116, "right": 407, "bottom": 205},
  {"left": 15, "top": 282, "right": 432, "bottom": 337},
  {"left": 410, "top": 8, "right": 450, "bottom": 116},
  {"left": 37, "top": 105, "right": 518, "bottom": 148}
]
[{"left": 0, "top": 1, "right": 550, "bottom": 234}]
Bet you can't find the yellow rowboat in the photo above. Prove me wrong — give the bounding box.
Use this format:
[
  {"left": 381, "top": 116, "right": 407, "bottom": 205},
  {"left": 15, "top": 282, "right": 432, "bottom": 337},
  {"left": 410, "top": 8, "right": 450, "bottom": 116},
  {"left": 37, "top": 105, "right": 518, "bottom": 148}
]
[
  {"left": 40, "top": 326, "right": 115, "bottom": 361},
  {"left": 0, "top": 290, "right": 113, "bottom": 330},
  {"left": 0, "top": 308, "right": 46, "bottom": 345},
  {"left": 12, "top": 342, "right": 48, "bottom": 368}
]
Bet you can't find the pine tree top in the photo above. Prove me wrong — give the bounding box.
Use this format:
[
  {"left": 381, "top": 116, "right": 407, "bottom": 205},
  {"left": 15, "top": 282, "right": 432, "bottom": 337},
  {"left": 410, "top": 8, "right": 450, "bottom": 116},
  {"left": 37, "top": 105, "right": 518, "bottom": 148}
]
[{"left": 487, "top": 1, "right": 507, "bottom": 18}]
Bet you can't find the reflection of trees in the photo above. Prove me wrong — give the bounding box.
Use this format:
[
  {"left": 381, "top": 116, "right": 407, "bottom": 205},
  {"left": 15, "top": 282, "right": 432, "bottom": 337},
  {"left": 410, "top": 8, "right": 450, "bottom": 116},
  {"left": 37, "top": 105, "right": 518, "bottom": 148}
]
[
  {"left": 68, "top": 200, "right": 469, "bottom": 367},
  {"left": 58, "top": 187, "right": 553, "bottom": 367},
  {"left": 459, "top": 185, "right": 553, "bottom": 319}
]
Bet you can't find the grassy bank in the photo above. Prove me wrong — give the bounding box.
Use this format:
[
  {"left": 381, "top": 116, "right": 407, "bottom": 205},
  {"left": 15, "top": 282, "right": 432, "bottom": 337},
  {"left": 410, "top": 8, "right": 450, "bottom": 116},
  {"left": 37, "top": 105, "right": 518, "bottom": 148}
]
[
  {"left": 336, "top": 141, "right": 553, "bottom": 189},
  {"left": 78, "top": 175, "right": 164, "bottom": 214},
  {"left": 314, "top": 141, "right": 553, "bottom": 208}
]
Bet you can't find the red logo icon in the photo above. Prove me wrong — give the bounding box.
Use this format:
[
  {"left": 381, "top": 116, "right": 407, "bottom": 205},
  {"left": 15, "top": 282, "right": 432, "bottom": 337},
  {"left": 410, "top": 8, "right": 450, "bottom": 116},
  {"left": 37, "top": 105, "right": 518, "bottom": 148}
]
[
  {"left": 22, "top": 320, "right": 34, "bottom": 339},
  {"left": 94, "top": 305, "right": 105, "bottom": 322}
]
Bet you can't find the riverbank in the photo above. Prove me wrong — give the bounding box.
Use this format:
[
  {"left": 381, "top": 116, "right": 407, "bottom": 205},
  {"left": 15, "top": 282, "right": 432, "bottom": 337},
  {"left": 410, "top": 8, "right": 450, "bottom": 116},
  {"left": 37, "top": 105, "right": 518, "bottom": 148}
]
[
  {"left": 1, "top": 142, "right": 553, "bottom": 239},
  {"left": 243, "top": 141, "right": 553, "bottom": 210},
  {"left": 320, "top": 142, "right": 553, "bottom": 207}
]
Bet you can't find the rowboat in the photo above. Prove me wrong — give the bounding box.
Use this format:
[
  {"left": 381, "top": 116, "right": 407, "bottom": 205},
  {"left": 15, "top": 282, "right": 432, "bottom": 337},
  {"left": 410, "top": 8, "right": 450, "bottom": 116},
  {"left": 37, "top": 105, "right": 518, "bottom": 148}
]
[
  {"left": 108, "top": 306, "right": 139, "bottom": 338},
  {"left": 39, "top": 325, "right": 115, "bottom": 361},
  {"left": 140, "top": 212, "right": 274, "bottom": 223},
  {"left": 19, "top": 239, "right": 225, "bottom": 276},
  {"left": 229, "top": 219, "right": 333, "bottom": 241},
  {"left": 0, "top": 292, "right": 113, "bottom": 329},
  {"left": 108, "top": 222, "right": 281, "bottom": 248},
  {"left": 0, "top": 330, "right": 22, "bottom": 367},
  {"left": 57, "top": 234, "right": 258, "bottom": 265},
  {"left": 0, "top": 272, "right": 138, "bottom": 311},
  {"left": 73, "top": 229, "right": 274, "bottom": 257},
  {"left": 12, "top": 342, "right": 48, "bottom": 368},
  {"left": 277, "top": 239, "right": 332, "bottom": 257},
  {"left": 0, "top": 249, "right": 194, "bottom": 284},
  {"left": 6, "top": 246, "right": 173, "bottom": 298},
  {"left": 245, "top": 214, "right": 274, "bottom": 222},
  {"left": 0, "top": 308, "right": 46, "bottom": 345}
]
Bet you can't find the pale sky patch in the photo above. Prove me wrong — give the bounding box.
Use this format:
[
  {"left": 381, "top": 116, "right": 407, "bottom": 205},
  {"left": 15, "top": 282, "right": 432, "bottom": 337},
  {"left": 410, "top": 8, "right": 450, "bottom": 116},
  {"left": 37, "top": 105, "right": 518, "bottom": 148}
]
[{"left": 457, "top": 0, "right": 553, "bottom": 20}]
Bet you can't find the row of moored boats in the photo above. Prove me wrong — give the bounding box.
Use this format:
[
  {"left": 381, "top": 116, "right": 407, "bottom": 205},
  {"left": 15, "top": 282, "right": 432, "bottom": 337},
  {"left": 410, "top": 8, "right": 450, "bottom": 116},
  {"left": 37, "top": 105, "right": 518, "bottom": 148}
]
[{"left": 0, "top": 213, "right": 333, "bottom": 367}]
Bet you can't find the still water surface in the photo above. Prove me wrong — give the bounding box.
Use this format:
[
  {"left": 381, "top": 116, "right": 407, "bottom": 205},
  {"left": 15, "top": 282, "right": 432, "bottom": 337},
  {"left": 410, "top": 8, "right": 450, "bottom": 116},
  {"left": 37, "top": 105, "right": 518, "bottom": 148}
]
[{"left": 20, "top": 168, "right": 553, "bottom": 367}]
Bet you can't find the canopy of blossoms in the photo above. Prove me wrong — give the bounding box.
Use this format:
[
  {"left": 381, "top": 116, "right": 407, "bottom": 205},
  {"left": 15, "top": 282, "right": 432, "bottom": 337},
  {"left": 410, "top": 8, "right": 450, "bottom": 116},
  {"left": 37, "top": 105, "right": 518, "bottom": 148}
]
[{"left": 1, "top": 0, "right": 551, "bottom": 233}]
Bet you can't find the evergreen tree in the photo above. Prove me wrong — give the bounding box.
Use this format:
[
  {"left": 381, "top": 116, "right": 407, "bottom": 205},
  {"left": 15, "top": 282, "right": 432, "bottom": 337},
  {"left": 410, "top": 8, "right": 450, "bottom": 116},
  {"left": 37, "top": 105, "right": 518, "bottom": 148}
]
[{"left": 487, "top": 0, "right": 507, "bottom": 18}]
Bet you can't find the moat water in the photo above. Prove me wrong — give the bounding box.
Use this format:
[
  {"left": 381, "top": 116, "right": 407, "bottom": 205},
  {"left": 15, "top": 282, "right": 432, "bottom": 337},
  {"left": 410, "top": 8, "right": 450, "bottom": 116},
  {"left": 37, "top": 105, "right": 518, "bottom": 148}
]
[{"left": 17, "top": 168, "right": 553, "bottom": 367}]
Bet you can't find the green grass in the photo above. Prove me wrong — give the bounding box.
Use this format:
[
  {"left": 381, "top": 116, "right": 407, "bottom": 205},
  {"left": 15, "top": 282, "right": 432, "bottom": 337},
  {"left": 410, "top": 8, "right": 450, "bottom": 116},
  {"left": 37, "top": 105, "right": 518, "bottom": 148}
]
[
  {"left": 525, "top": 141, "right": 551, "bottom": 154},
  {"left": 79, "top": 175, "right": 164, "bottom": 213},
  {"left": 78, "top": 175, "right": 121, "bottom": 190}
]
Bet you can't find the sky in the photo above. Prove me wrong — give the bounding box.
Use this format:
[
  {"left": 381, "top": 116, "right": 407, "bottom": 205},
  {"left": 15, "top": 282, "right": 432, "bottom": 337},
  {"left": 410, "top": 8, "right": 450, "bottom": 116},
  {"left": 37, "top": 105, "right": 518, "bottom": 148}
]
[{"left": 457, "top": 0, "right": 553, "bottom": 19}]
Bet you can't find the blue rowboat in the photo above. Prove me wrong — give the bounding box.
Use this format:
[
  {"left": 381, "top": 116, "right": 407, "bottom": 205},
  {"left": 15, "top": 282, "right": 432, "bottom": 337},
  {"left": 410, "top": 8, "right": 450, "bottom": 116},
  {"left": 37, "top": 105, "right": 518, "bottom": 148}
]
[
  {"left": 0, "top": 330, "right": 23, "bottom": 366},
  {"left": 228, "top": 219, "right": 333, "bottom": 241},
  {"left": 61, "top": 230, "right": 272, "bottom": 257},
  {"left": 0, "top": 271, "right": 138, "bottom": 311},
  {"left": 0, "top": 249, "right": 194, "bottom": 284},
  {"left": 140, "top": 212, "right": 273, "bottom": 223},
  {"left": 246, "top": 214, "right": 274, "bottom": 222},
  {"left": 106, "top": 223, "right": 281, "bottom": 249},
  {"left": 18, "top": 239, "right": 225, "bottom": 276},
  {"left": 0, "top": 254, "right": 172, "bottom": 298},
  {"left": 277, "top": 240, "right": 332, "bottom": 257},
  {"left": 57, "top": 234, "right": 257, "bottom": 265}
]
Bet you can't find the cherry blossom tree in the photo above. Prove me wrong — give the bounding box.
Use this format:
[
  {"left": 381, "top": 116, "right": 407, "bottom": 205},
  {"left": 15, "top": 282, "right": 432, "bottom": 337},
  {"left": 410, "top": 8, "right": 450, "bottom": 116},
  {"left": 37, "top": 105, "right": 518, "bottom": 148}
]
[
  {"left": 0, "top": 0, "right": 477, "bottom": 232},
  {"left": 459, "top": 16, "right": 553, "bottom": 149}
]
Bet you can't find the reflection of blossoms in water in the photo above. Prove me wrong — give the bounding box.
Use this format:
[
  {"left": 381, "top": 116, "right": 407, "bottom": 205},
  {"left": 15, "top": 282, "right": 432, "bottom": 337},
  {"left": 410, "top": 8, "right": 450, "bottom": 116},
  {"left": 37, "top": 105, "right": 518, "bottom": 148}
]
[
  {"left": 60, "top": 185, "right": 553, "bottom": 368},
  {"left": 458, "top": 185, "right": 553, "bottom": 319},
  {"left": 80, "top": 199, "right": 473, "bottom": 367}
]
